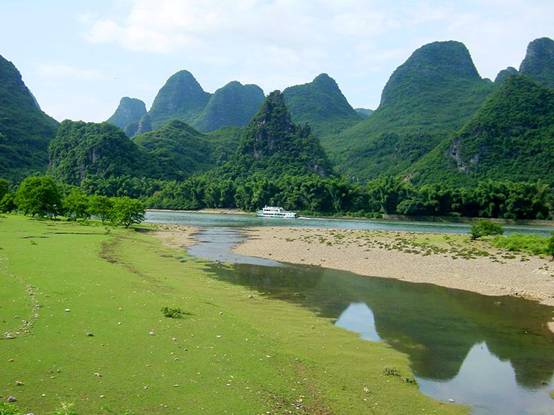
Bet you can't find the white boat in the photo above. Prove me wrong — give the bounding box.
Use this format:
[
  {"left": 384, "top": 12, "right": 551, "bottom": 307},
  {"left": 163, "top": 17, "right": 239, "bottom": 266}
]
[{"left": 256, "top": 206, "right": 297, "bottom": 219}]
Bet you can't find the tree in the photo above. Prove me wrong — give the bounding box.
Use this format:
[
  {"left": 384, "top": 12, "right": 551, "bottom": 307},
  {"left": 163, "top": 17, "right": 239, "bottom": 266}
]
[
  {"left": 15, "top": 176, "right": 62, "bottom": 217},
  {"left": 63, "top": 189, "right": 90, "bottom": 221},
  {"left": 0, "top": 192, "right": 16, "bottom": 213},
  {"left": 470, "top": 220, "right": 504, "bottom": 240},
  {"left": 0, "top": 178, "right": 9, "bottom": 200},
  {"left": 110, "top": 197, "right": 145, "bottom": 228},
  {"left": 87, "top": 195, "right": 113, "bottom": 223}
]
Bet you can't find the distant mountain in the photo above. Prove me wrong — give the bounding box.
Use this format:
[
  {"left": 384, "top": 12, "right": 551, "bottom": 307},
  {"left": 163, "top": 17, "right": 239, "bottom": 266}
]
[
  {"left": 0, "top": 54, "right": 58, "bottom": 180},
  {"left": 232, "top": 91, "right": 333, "bottom": 178},
  {"left": 328, "top": 41, "right": 494, "bottom": 180},
  {"left": 355, "top": 108, "right": 373, "bottom": 118},
  {"left": 495, "top": 67, "right": 519, "bottom": 83},
  {"left": 194, "top": 81, "right": 265, "bottom": 132},
  {"left": 410, "top": 76, "right": 554, "bottom": 185},
  {"left": 107, "top": 97, "right": 147, "bottom": 137},
  {"left": 283, "top": 73, "right": 361, "bottom": 137},
  {"left": 519, "top": 37, "right": 554, "bottom": 89},
  {"left": 134, "top": 120, "right": 215, "bottom": 180},
  {"left": 48, "top": 121, "right": 155, "bottom": 185},
  {"left": 148, "top": 70, "right": 211, "bottom": 129}
]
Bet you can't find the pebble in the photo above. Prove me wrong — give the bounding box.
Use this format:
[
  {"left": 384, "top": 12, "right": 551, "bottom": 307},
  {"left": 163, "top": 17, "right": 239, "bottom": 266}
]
[{"left": 7, "top": 396, "right": 17, "bottom": 402}]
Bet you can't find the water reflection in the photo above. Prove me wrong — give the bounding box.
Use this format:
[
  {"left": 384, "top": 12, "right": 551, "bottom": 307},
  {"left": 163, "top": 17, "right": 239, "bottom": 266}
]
[{"left": 188, "top": 228, "right": 554, "bottom": 415}]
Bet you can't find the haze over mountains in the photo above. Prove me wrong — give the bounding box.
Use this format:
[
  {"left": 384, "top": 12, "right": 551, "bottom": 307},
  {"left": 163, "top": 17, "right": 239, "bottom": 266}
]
[{"left": 1, "top": 36, "right": 553, "bottom": 186}]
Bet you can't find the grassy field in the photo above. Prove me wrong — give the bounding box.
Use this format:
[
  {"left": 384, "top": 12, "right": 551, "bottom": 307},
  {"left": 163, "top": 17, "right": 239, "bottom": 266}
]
[{"left": 0, "top": 215, "right": 465, "bottom": 414}]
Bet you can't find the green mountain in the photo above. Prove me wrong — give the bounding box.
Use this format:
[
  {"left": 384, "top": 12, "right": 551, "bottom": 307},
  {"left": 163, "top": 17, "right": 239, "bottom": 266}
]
[
  {"left": 410, "top": 76, "right": 554, "bottom": 185},
  {"left": 107, "top": 97, "right": 147, "bottom": 137},
  {"left": 495, "top": 67, "right": 519, "bottom": 83},
  {"left": 329, "top": 41, "right": 494, "bottom": 180},
  {"left": 231, "top": 91, "right": 333, "bottom": 178},
  {"left": 0, "top": 54, "right": 58, "bottom": 180},
  {"left": 519, "top": 37, "right": 554, "bottom": 88},
  {"left": 355, "top": 108, "right": 374, "bottom": 118},
  {"left": 194, "top": 81, "right": 265, "bottom": 132},
  {"left": 283, "top": 73, "right": 361, "bottom": 137},
  {"left": 134, "top": 120, "right": 215, "bottom": 180},
  {"left": 148, "top": 70, "right": 211, "bottom": 129},
  {"left": 49, "top": 121, "right": 154, "bottom": 185}
]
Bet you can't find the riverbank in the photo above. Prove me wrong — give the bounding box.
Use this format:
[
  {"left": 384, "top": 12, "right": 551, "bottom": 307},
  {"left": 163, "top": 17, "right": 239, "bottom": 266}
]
[
  {"left": 234, "top": 227, "right": 554, "bottom": 308},
  {"left": 0, "top": 215, "right": 464, "bottom": 414}
]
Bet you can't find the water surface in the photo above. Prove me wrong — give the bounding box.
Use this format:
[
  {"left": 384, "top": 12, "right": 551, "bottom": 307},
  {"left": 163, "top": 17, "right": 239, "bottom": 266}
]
[{"left": 149, "top": 212, "right": 554, "bottom": 414}]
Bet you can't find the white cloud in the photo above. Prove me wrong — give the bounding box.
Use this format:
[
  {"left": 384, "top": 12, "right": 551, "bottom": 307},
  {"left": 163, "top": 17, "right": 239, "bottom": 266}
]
[
  {"left": 78, "top": 0, "right": 554, "bottom": 111},
  {"left": 37, "top": 63, "right": 108, "bottom": 81}
]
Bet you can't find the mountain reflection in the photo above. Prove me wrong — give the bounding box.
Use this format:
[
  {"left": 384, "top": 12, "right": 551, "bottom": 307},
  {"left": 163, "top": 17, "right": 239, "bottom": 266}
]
[{"left": 207, "top": 261, "right": 554, "bottom": 389}]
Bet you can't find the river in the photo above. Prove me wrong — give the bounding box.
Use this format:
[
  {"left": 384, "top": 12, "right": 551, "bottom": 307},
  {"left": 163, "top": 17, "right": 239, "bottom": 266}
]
[{"left": 146, "top": 211, "right": 554, "bottom": 414}]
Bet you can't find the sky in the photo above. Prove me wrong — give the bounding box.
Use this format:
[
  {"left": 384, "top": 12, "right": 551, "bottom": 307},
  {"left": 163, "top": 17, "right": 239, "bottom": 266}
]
[{"left": 1, "top": 0, "right": 553, "bottom": 122}]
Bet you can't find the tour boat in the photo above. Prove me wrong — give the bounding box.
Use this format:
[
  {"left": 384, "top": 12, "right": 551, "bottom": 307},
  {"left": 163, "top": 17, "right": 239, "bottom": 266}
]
[{"left": 256, "top": 206, "right": 297, "bottom": 219}]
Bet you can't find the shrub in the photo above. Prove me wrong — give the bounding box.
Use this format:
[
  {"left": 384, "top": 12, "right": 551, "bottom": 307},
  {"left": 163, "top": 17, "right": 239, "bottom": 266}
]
[
  {"left": 492, "top": 234, "right": 550, "bottom": 255},
  {"left": 161, "top": 306, "right": 185, "bottom": 319},
  {"left": 0, "top": 402, "right": 22, "bottom": 415},
  {"left": 470, "top": 220, "right": 504, "bottom": 240},
  {"left": 547, "top": 233, "right": 554, "bottom": 260}
]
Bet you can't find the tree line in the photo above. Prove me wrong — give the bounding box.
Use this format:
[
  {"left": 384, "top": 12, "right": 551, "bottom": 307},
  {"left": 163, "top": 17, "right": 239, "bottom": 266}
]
[
  {"left": 0, "top": 176, "right": 145, "bottom": 227},
  {"left": 78, "top": 173, "right": 553, "bottom": 220}
]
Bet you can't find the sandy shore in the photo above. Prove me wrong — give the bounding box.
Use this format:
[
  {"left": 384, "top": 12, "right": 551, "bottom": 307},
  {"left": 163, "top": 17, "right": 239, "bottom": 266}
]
[
  {"left": 151, "top": 224, "right": 198, "bottom": 249},
  {"left": 234, "top": 226, "right": 554, "bottom": 307}
]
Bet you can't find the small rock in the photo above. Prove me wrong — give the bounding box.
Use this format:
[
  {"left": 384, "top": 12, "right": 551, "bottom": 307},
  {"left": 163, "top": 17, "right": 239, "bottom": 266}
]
[
  {"left": 7, "top": 396, "right": 17, "bottom": 403},
  {"left": 149, "top": 331, "right": 155, "bottom": 336},
  {"left": 94, "top": 372, "right": 102, "bottom": 377},
  {"left": 15, "top": 380, "right": 24, "bottom": 386}
]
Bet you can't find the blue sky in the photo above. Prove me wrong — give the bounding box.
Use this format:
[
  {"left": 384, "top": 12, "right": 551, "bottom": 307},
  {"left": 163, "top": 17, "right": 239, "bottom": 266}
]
[{"left": 1, "top": 0, "right": 553, "bottom": 122}]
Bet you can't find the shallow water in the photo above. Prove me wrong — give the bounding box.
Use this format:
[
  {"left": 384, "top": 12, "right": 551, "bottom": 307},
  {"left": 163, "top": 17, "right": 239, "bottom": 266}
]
[
  {"left": 147, "top": 212, "right": 554, "bottom": 414},
  {"left": 146, "top": 210, "right": 554, "bottom": 236}
]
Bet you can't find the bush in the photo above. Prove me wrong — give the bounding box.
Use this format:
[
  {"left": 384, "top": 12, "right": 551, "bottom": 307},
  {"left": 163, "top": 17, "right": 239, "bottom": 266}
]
[
  {"left": 470, "top": 220, "right": 504, "bottom": 240},
  {"left": 15, "top": 176, "right": 62, "bottom": 217},
  {"left": 0, "top": 402, "right": 22, "bottom": 415},
  {"left": 161, "top": 306, "right": 185, "bottom": 319},
  {"left": 110, "top": 197, "right": 145, "bottom": 228},
  {"left": 547, "top": 233, "right": 554, "bottom": 260},
  {"left": 492, "top": 234, "right": 550, "bottom": 255}
]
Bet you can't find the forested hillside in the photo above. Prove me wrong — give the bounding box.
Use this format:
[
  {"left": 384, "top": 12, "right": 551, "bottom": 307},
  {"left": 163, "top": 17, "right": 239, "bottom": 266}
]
[
  {"left": 283, "top": 73, "right": 362, "bottom": 137},
  {"left": 0, "top": 54, "right": 58, "bottom": 181},
  {"left": 410, "top": 76, "right": 554, "bottom": 185},
  {"left": 328, "top": 41, "right": 495, "bottom": 180}
]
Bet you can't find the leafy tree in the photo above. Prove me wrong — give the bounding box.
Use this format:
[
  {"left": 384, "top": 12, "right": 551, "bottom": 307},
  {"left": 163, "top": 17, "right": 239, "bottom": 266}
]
[
  {"left": 470, "top": 220, "right": 504, "bottom": 240},
  {"left": 87, "top": 195, "right": 113, "bottom": 223},
  {"left": 0, "top": 192, "right": 16, "bottom": 213},
  {"left": 110, "top": 197, "right": 145, "bottom": 228},
  {"left": 15, "top": 176, "right": 62, "bottom": 217},
  {"left": 63, "top": 189, "right": 90, "bottom": 221},
  {"left": 0, "top": 178, "right": 8, "bottom": 200}
]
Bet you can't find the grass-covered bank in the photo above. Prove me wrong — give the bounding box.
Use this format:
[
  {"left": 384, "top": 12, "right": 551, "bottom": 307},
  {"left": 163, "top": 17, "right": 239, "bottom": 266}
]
[{"left": 0, "top": 215, "right": 464, "bottom": 414}]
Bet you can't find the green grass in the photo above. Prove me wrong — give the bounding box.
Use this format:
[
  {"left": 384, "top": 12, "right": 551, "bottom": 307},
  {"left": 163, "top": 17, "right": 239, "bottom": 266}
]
[
  {"left": 491, "top": 234, "right": 550, "bottom": 256},
  {"left": 0, "top": 215, "right": 465, "bottom": 414}
]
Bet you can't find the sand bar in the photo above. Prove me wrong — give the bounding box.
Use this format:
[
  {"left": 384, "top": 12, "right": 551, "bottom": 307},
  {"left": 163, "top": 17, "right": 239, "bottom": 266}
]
[{"left": 234, "top": 226, "right": 554, "bottom": 307}]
